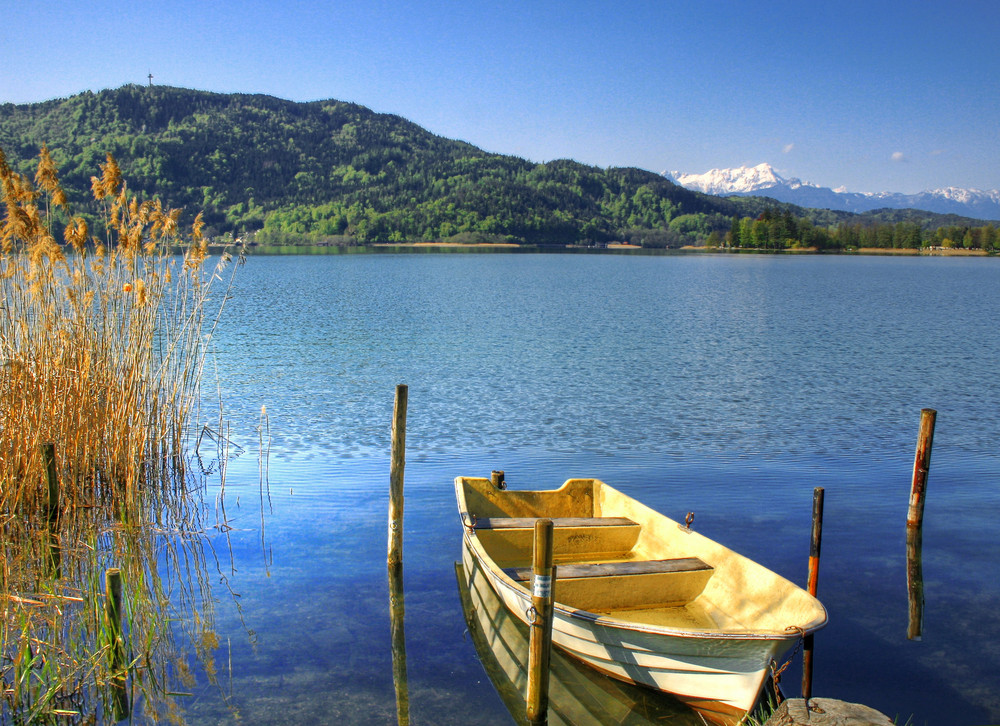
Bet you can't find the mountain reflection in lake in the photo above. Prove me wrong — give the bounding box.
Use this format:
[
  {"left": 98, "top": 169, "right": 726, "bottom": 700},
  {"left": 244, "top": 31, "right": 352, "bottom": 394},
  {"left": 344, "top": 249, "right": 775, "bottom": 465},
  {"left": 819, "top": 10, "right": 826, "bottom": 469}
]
[{"left": 176, "top": 252, "right": 999, "bottom": 725}]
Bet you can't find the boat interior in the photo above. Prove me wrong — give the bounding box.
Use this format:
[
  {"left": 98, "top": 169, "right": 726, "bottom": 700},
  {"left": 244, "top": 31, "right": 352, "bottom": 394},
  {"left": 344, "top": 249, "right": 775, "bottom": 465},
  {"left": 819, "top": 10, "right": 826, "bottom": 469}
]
[{"left": 458, "top": 476, "right": 827, "bottom": 634}]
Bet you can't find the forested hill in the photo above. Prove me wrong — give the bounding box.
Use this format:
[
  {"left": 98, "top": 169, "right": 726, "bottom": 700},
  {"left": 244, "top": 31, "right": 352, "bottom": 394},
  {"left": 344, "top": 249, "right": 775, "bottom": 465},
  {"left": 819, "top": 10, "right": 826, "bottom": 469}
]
[
  {"left": 0, "top": 84, "right": 813, "bottom": 245},
  {"left": 0, "top": 85, "right": 991, "bottom": 249}
]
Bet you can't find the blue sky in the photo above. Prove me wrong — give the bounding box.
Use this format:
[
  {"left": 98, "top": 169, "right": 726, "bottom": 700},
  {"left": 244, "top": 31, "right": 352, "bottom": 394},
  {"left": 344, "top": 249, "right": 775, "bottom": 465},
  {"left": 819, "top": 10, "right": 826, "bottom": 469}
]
[{"left": 2, "top": 0, "right": 997, "bottom": 194}]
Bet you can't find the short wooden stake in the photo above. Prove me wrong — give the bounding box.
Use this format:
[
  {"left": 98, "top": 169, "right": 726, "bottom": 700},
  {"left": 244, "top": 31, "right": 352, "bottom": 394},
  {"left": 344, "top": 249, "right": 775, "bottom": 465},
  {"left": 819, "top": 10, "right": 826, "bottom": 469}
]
[
  {"left": 526, "top": 519, "right": 554, "bottom": 726},
  {"left": 491, "top": 470, "right": 506, "bottom": 489},
  {"left": 105, "top": 567, "right": 129, "bottom": 719},
  {"left": 907, "top": 409, "right": 936, "bottom": 530},
  {"left": 801, "top": 487, "right": 824, "bottom": 701},
  {"left": 387, "top": 384, "right": 407, "bottom": 567},
  {"left": 42, "top": 443, "right": 59, "bottom": 523}
]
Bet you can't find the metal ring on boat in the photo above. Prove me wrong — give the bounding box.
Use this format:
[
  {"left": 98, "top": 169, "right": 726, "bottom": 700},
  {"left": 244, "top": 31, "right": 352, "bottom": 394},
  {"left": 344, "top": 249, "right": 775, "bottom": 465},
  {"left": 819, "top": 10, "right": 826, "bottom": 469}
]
[
  {"left": 684, "top": 511, "right": 695, "bottom": 529},
  {"left": 526, "top": 605, "right": 538, "bottom": 625}
]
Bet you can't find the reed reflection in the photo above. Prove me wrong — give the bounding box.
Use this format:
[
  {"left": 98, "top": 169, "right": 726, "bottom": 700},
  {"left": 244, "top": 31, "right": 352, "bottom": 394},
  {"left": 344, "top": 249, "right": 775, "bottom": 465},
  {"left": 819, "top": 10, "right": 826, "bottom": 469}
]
[{"left": 1, "top": 455, "right": 243, "bottom": 724}]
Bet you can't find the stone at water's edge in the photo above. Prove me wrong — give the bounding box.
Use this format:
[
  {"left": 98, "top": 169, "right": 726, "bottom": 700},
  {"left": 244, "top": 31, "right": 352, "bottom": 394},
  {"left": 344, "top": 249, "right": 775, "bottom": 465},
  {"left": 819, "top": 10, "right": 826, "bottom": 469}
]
[{"left": 764, "top": 698, "right": 894, "bottom": 726}]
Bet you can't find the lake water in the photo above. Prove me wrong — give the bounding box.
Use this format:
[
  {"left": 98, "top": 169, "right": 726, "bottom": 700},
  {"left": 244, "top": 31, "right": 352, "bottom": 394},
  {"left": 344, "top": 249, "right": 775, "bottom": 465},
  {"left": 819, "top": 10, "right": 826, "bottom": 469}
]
[{"left": 179, "top": 252, "right": 1000, "bottom": 725}]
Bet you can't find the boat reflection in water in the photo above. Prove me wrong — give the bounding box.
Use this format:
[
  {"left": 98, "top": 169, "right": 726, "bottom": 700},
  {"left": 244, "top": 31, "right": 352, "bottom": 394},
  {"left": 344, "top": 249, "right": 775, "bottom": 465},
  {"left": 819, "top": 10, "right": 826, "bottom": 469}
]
[{"left": 456, "top": 539, "right": 706, "bottom": 725}]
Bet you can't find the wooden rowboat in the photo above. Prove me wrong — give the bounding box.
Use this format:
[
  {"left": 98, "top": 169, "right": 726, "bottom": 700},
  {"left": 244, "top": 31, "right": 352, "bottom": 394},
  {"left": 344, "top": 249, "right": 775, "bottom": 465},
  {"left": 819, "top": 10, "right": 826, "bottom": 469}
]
[{"left": 455, "top": 476, "right": 828, "bottom": 725}]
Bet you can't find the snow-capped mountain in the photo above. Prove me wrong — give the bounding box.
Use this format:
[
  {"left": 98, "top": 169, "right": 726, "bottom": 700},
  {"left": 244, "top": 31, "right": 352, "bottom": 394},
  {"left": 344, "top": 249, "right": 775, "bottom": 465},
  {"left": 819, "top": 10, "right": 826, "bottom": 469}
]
[
  {"left": 667, "top": 163, "right": 788, "bottom": 196},
  {"left": 665, "top": 163, "right": 1000, "bottom": 220}
]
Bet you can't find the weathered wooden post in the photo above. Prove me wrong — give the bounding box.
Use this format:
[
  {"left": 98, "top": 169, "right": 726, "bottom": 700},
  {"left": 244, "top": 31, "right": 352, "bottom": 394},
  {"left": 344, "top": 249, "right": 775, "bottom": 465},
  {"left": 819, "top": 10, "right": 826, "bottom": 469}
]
[
  {"left": 801, "top": 487, "right": 824, "bottom": 701},
  {"left": 906, "top": 408, "right": 935, "bottom": 640},
  {"left": 42, "top": 443, "right": 59, "bottom": 523},
  {"left": 907, "top": 409, "right": 936, "bottom": 530},
  {"left": 387, "top": 384, "right": 407, "bottom": 567},
  {"left": 41, "top": 443, "right": 62, "bottom": 578},
  {"left": 387, "top": 385, "right": 410, "bottom": 724},
  {"left": 526, "top": 518, "right": 555, "bottom": 725},
  {"left": 105, "top": 567, "right": 129, "bottom": 719},
  {"left": 491, "top": 470, "right": 506, "bottom": 489}
]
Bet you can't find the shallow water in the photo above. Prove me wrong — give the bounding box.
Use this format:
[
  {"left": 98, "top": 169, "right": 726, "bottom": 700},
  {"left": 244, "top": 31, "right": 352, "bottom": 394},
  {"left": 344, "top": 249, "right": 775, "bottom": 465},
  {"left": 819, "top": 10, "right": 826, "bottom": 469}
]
[{"left": 179, "top": 252, "right": 999, "bottom": 725}]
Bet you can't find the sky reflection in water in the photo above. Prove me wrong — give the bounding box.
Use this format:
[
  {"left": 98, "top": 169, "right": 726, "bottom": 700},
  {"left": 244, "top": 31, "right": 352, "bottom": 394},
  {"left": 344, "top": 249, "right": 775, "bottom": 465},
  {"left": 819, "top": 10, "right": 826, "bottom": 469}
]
[{"left": 184, "top": 253, "right": 1000, "bottom": 725}]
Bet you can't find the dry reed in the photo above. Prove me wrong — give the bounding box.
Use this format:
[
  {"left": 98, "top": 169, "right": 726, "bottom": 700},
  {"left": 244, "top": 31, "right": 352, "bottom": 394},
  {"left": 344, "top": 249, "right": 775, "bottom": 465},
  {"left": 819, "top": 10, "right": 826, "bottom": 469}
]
[
  {"left": 1, "top": 145, "right": 242, "bottom": 723},
  {"left": 0, "top": 144, "right": 237, "bottom": 512}
]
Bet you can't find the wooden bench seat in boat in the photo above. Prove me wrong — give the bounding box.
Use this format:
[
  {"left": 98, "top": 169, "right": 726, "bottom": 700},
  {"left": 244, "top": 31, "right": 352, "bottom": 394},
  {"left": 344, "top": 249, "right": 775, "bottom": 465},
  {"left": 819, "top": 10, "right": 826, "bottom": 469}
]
[
  {"left": 502, "top": 557, "right": 716, "bottom": 611},
  {"left": 472, "top": 516, "right": 641, "bottom": 561},
  {"left": 502, "top": 557, "right": 711, "bottom": 581},
  {"left": 473, "top": 516, "right": 636, "bottom": 530}
]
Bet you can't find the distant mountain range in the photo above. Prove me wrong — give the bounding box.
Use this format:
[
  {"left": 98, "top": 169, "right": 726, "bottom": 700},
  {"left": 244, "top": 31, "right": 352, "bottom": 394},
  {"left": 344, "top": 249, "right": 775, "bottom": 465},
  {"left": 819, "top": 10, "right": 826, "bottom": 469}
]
[{"left": 665, "top": 163, "right": 1000, "bottom": 221}]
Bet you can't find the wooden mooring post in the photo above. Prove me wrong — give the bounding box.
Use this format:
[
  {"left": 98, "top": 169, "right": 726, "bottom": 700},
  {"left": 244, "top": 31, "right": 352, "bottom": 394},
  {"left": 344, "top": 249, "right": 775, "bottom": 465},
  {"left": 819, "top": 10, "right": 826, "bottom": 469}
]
[
  {"left": 801, "top": 487, "right": 824, "bottom": 701},
  {"left": 387, "top": 385, "right": 410, "bottom": 724},
  {"left": 906, "top": 408, "right": 935, "bottom": 641},
  {"left": 907, "top": 409, "right": 936, "bottom": 531},
  {"left": 387, "top": 384, "right": 408, "bottom": 567},
  {"left": 526, "top": 518, "right": 555, "bottom": 726}
]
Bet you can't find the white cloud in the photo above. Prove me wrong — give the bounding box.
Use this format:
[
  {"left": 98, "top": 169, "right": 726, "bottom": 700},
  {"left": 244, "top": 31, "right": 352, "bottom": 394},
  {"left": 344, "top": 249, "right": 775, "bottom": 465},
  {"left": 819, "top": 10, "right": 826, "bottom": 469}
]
[
  {"left": 783, "top": 143, "right": 795, "bottom": 154},
  {"left": 891, "top": 151, "right": 908, "bottom": 162}
]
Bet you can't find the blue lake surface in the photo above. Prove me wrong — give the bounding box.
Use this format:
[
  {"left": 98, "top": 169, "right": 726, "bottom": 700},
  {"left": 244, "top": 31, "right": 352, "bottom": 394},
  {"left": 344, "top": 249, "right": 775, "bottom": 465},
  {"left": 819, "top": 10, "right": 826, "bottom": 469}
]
[{"left": 182, "top": 252, "right": 1000, "bottom": 725}]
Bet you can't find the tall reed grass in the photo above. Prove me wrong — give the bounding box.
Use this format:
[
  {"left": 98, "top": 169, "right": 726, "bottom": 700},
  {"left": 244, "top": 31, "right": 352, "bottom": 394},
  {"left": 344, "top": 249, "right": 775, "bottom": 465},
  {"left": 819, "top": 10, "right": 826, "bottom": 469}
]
[
  {"left": 1, "top": 145, "right": 243, "bottom": 723},
  {"left": 0, "top": 145, "right": 233, "bottom": 511}
]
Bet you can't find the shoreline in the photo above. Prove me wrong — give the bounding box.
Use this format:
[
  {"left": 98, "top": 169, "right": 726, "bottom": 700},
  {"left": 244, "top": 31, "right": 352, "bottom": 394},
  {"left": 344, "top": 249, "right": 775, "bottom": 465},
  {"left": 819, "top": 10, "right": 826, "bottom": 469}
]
[
  {"left": 236, "top": 242, "right": 996, "bottom": 257},
  {"left": 371, "top": 241, "right": 521, "bottom": 248}
]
